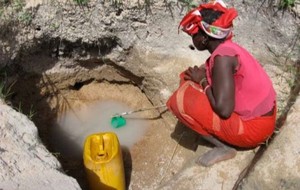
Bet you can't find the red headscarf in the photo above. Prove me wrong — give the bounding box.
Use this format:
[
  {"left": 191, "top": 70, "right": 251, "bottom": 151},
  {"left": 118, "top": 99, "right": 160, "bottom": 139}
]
[{"left": 179, "top": 0, "right": 238, "bottom": 39}]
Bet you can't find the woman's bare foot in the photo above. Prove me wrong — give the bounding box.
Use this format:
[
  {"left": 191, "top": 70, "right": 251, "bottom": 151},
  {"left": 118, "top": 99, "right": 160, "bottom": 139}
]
[{"left": 196, "top": 147, "right": 237, "bottom": 167}]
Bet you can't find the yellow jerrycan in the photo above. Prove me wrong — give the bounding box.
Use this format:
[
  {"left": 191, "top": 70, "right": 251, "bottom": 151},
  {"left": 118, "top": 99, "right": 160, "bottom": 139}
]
[{"left": 83, "top": 132, "right": 125, "bottom": 190}]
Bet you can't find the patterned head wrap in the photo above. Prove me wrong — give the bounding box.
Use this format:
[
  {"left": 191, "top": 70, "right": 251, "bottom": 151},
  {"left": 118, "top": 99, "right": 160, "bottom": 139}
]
[{"left": 179, "top": 0, "right": 238, "bottom": 39}]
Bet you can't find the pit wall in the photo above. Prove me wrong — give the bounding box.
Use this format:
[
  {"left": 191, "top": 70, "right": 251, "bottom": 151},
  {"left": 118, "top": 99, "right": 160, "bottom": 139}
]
[{"left": 0, "top": 100, "right": 81, "bottom": 190}]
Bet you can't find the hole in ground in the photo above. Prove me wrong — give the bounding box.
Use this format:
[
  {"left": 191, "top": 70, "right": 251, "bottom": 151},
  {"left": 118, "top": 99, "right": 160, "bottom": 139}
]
[
  {"left": 9, "top": 69, "right": 167, "bottom": 189},
  {"left": 4, "top": 37, "right": 182, "bottom": 189}
]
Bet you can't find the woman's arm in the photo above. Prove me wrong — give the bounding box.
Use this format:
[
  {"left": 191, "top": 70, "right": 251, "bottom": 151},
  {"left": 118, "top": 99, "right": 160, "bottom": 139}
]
[{"left": 204, "top": 55, "right": 237, "bottom": 119}]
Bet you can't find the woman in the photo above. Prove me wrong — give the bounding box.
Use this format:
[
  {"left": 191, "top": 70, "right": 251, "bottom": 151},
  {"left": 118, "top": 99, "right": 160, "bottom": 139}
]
[{"left": 166, "top": 0, "right": 276, "bottom": 167}]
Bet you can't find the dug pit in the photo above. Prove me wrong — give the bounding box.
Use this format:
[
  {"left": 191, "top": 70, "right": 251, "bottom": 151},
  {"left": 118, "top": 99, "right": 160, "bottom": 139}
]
[{"left": 8, "top": 52, "right": 193, "bottom": 189}]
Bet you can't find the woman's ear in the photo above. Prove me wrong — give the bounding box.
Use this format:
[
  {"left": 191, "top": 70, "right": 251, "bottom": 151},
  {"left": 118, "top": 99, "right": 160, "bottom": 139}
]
[{"left": 202, "top": 36, "right": 208, "bottom": 46}]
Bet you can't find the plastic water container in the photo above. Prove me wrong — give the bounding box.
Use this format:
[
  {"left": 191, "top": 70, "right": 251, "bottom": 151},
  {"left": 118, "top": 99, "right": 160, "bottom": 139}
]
[{"left": 83, "top": 132, "right": 125, "bottom": 190}]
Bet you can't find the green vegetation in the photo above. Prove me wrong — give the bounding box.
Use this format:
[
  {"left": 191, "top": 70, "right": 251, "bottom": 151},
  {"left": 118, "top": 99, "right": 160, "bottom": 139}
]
[
  {"left": 18, "top": 10, "right": 32, "bottom": 24},
  {"left": 0, "top": 70, "right": 15, "bottom": 101},
  {"left": 178, "top": 0, "right": 197, "bottom": 11},
  {"left": 15, "top": 101, "right": 37, "bottom": 120},
  {"left": 12, "top": 0, "right": 24, "bottom": 11},
  {"left": 0, "top": 0, "right": 9, "bottom": 18},
  {"left": 279, "top": 0, "right": 295, "bottom": 9},
  {"left": 111, "top": 0, "right": 122, "bottom": 7},
  {"left": 17, "top": 102, "right": 23, "bottom": 113},
  {"left": 50, "top": 23, "right": 60, "bottom": 30},
  {"left": 73, "top": 0, "right": 88, "bottom": 6},
  {"left": 262, "top": 0, "right": 297, "bottom": 14},
  {"left": 13, "top": 0, "right": 32, "bottom": 24},
  {"left": 0, "top": 68, "right": 36, "bottom": 120},
  {"left": 0, "top": 0, "right": 32, "bottom": 24},
  {"left": 0, "top": 0, "right": 10, "bottom": 7},
  {"left": 0, "top": 80, "right": 14, "bottom": 100},
  {"left": 28, "top": 105, "right": 36, "bottom": 120}
]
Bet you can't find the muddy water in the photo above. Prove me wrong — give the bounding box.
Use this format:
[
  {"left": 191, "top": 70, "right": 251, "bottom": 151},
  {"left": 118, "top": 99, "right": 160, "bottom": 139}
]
[{"left": 50, "top": 100, "right": 150, "bottom": 159}]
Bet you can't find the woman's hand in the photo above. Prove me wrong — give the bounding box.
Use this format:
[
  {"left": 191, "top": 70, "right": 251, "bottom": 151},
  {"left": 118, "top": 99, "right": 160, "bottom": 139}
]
[{"left": 184, "top": 65, "right": 206, "bottom": 83}]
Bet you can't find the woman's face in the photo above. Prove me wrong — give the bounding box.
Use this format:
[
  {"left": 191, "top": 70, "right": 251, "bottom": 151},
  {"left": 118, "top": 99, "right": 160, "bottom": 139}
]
[{"left": 192, "top": 32, "right": 207, "bottom": 51}]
